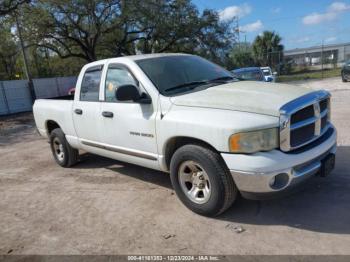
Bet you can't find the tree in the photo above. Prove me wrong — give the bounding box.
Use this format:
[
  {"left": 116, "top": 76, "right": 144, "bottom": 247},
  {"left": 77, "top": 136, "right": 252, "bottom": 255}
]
[
  {"left": 0, "top": 0, "right": 30, "bottom": 16},
  {"left": 252, "top": 31, "right": 283, "bottom": 68},
  {"left": 228, "top": 43, "right": 255, "bottom": 69},
  {"left": 0, "top": 21, "right": 20, "bottom": 79},
  {"left": 6, "top": 0, "right": 237, "bottom": 79},
  {"left": 190, "top": 9, "right": 235, "bottom": 66},
  {"left": 103, "top": 0, "right": 235, "bottom": 64},
  {"left": 24, "top": 0, "right": 122, "bottom": 62},
  {"left": 23, "top": 0, "right": 235, "bottom": 64}
]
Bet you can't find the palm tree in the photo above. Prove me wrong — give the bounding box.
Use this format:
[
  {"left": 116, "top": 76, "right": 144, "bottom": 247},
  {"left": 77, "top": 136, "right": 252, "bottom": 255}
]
[{"left": 252, "top": 31, "right": 284, "bottom": 68}]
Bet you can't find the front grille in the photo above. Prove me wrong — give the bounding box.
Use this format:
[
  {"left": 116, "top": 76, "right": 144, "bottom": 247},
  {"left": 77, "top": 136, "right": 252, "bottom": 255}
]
[
  {"left": 290, "top": 105, "right": 314, "bottom": 124},
  {"left": 320, "top": 99, "right": 328, "bottom": 112},
  {"left": 279, "top": 91, "right": 331, "bottom": 152},
  {"left": 321, "top": 115, "right": 328, "bottom": 129},
  {"left": 290, "top": 123, "right": 315, "bottom": 147}
]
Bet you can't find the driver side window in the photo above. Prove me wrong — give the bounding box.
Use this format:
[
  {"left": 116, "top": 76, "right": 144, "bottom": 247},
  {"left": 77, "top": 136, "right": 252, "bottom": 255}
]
[{"left": 105, "top": 66, "right": 138, "bottom": 102}]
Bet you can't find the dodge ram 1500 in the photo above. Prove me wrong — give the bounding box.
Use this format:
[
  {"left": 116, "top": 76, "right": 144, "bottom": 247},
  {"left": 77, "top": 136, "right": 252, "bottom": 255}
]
[{"left": 33, "top": 53, "right": 337, "bottom": 216}]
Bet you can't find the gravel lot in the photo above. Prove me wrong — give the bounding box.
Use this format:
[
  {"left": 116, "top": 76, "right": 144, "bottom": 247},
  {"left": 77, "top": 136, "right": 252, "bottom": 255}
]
[{"left": 0, "top": 77, "right": 349, "bottom": 255}]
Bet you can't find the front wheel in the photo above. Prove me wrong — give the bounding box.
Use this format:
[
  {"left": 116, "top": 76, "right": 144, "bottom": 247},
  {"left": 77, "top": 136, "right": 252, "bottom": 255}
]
[
  {"left": 170, "top": 144, "right": 238, "bottom": 217},
  {"left": 342, "top": 72, "right": 348, "bottom": 82}
]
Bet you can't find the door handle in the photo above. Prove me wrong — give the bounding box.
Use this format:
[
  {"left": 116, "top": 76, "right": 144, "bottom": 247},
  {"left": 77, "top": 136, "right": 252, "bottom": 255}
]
[
  {"left": 102, "top": 111, "right": 114, "bottom": 118},
  {"left": 74, "top": 109, "right": 83, "bottom": 115}
]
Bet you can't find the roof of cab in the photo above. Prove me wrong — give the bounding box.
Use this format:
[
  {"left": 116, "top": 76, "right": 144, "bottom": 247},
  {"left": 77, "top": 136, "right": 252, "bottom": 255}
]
[
  {"left": 126, "top": 53, "right": 190, "bottom": 61},
  {"left": 81, "top": 53, "right": 191, "bottom": 69}
]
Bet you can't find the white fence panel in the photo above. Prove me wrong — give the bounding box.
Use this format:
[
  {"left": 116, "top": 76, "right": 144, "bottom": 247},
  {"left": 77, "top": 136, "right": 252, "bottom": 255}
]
[
  {"left": 2, "top": 80, "right": 32, "bottom": 114},
  {"left": 56, "top": 76, "right": 77, "bottom": 96},
  {"left": 33, "top": 78, "right": 59, "bottom": 99},
  {"left": 0, "top": 76, "right": 76, "bottom": 116},
  {"left": 0, "top": 82, "right": 9, "bottom": 115}
]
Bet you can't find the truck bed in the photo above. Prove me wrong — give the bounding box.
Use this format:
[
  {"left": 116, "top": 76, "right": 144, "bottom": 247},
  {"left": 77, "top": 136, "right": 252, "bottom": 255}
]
[{"left": 33, "top": 99, "right": 76, "bottom": 139}]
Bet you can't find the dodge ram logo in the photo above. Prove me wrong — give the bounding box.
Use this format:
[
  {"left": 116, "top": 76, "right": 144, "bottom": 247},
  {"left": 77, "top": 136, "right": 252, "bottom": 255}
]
[{"left": 280, "top": 114, "right": 289, "bottom": 130}]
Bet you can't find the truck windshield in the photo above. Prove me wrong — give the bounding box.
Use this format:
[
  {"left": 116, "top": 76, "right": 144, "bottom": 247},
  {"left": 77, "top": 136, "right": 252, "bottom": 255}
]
[
  {"left": 262, "top": 68, "right": 272, "bottom": 76},
  {"left": 136, "top": 55, "right": 236, "bottom": 96}
]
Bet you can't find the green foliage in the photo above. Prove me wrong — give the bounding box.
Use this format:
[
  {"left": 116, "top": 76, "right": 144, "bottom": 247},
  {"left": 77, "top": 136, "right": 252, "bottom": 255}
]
[
  {"left": 22, "top": 0, "right": 122, "bottom": 62},
  {"left": 227, "top": 32, "right": 285, "bottom": 71},
  {"left": 0, "top": 0, "right": 241, "bottom": 79},
  {"left": 21, "top": 0, "right": 234, "bottom": 63},
  {"left": 0, "top": 20, "right": 20, "bottom": 80},
  {"left": 252, "top": 31, "right": 284, "bottom": 69},
  {"left": 276, "top": 68, "right": 341, "bottom": 82},
  {"left": 228, "top": 43, "right": 255, "bottom": 70},
  {"left": 0, "top": 0, "right": 30, "bottom": 16}
]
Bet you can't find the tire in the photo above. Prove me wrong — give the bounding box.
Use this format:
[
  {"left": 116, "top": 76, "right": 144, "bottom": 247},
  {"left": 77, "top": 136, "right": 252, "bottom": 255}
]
[
  {"left": 342, "top": 72, "right": 348, "bottom": 82},
  {"left": 170, "top": 144, "right": 238, "bottom": 217},
  {"left": 50, "top": 128, "right": 78, "bottom": 167}
]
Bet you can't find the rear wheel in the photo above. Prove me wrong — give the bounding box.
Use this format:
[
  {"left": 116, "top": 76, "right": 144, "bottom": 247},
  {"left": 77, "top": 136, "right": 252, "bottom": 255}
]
[
  {"left": 50, "top": 128, "right": 78, "bottom": 167},
  {"left": 170, "top": 144, "right": 238, "bottom": 217}
]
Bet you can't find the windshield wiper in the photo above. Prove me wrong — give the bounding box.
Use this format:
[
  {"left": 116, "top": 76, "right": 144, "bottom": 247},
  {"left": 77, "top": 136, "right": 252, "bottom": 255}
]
[
  {"left": 164, "top": 81, "right": 208, "bottom": 93},
  {"left": 208, "top": 76, "right": 236, "bottom": 83},
  {"left": 164, "top": 76, "right": 237, "bottom": 94}
]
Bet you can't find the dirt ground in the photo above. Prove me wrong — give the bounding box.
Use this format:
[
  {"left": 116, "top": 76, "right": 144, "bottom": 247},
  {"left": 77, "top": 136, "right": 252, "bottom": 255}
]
[{"left": 0, "top": 77, "right": 349, "bottom": 255}]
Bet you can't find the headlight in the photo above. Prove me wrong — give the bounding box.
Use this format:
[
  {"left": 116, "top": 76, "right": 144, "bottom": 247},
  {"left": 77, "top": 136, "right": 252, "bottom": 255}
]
[{"left": 229, "top": 128, "right": 279, "bottom": 153}]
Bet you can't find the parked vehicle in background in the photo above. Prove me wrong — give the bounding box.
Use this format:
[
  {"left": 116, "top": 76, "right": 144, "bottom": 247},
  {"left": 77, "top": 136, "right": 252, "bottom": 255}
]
[
  {"left": 33, "top": 53, "right": 337, "bottom": 217},
  {"left": 231, "top": 67, "right": 265, "bottom": 81},
  {"left": 341, "top": 61, "right": 350, "bottom": 82},
  {"left": 261, "top": 66, "right": 277, "bottom": 82}
]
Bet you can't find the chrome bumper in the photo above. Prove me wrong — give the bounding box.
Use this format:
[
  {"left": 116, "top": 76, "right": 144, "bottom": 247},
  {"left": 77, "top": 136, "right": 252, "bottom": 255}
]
[{"left": 222, "top": 127, "right": 337, "bottom": 199}]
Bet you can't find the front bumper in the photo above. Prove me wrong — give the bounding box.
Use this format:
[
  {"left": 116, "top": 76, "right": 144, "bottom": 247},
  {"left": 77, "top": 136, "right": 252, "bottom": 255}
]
[{"left": 221, "top": 126, "right": 337, "bottom": 200}]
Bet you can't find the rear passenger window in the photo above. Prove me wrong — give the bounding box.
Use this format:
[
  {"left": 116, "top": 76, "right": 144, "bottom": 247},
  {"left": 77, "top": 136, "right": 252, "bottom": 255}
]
[{"left": 80, "top": 66, "right": 103, "bottom": 101}]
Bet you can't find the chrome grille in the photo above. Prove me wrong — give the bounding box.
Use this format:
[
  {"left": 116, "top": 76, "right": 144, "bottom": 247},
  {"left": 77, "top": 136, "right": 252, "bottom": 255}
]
[{"left": 279, "top": 90, "right": 331, "bottom": 152}]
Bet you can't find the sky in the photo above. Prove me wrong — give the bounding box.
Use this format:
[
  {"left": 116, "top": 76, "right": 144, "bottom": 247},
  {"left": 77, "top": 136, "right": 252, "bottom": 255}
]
[{"left": 192, "top": 0, "right": 350, "bottom": 50}]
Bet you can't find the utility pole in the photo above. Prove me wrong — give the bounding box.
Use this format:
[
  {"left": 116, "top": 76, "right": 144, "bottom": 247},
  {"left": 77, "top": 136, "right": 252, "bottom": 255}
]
[
  {"left": 233, "top": 16, "right": 240, "bottom": 50},
  {"left": 236, "top": 16, "right": 240, "bottom": 45},
  {"left": 15, "top": 12, "right": 36, "bottom": 102},
  {"left": 321, "top": 39, "right": 324, "bottom": 79}
]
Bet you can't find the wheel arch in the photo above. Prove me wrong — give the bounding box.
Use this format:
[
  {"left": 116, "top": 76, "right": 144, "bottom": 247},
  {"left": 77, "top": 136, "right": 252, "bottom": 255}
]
[
  {"left": 163, "top": 136, "right": 220, "bottom": 170},
  {"left": 45, "top": 120, "right": 61, "bottom": 135}
]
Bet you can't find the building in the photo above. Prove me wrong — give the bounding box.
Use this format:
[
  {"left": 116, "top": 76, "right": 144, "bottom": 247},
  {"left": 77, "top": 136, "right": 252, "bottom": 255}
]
[{"left": 285, "top": 42, "right": 350, "bottom": 69}]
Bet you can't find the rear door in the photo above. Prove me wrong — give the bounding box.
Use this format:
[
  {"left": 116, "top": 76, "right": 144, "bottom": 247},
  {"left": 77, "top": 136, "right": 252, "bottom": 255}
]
[{"left": 72, "top": 64, "right": 104, "bottom": 143}]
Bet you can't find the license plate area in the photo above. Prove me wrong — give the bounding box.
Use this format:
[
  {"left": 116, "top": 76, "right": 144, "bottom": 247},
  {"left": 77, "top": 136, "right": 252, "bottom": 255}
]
[{"left": 320, "top": 153, "right": 335, "bottom": 177}]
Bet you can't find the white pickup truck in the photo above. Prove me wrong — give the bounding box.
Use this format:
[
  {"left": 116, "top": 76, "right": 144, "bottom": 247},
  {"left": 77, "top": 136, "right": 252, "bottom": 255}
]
[{"left": 33, "top": 53, "right": 337, "bottom": 216}]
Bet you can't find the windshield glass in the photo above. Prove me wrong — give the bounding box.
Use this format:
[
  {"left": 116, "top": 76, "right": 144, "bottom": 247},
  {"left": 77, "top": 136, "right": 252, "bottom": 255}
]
[
  {"left": 233, "top": 70, "right": 263, "bottom": 81},
  {"left": 262, "top": 68, "right": 272, "bottom": 76},
  {"left": 136, "top": 55, "right": 235, "bottom": 96}
]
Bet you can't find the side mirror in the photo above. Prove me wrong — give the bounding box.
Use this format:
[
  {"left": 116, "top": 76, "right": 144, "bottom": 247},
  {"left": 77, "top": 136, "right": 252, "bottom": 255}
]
[
  {"left": 115, "top": 84, "right": 151, "bottom": 104},
  {"left": 138, "top": 93, "right": 152, "bottom": 104}
]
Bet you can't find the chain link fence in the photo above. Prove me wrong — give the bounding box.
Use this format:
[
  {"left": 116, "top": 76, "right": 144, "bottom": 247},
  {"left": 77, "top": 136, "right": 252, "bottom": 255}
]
[{"left": 270, "top": 43, "right": 350, "bottom": 81}]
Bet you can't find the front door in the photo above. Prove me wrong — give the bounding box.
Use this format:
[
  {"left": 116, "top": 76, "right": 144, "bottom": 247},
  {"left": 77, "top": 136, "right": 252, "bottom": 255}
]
[{"left": 99, "top": 63, "right": 158, "bottom": 169}]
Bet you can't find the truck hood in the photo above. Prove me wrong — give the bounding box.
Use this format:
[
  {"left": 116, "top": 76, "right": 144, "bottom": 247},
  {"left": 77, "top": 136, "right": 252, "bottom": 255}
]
[{"left": 170, "top": 81, "right": 312, "bottom": 117}]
